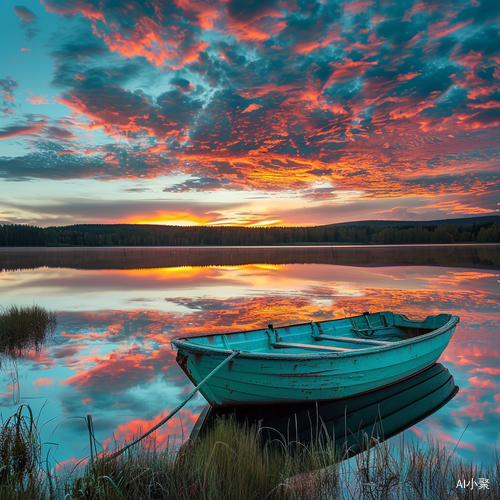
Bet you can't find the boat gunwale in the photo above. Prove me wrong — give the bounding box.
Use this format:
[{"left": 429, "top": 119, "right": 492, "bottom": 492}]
[{"left": 172, "top": 313, "right": 459, "bottom": 362}]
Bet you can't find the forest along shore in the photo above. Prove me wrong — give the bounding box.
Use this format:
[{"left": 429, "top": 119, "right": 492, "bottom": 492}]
[{"left": 1, "top": 218, "right": 499, "bottom": 247}]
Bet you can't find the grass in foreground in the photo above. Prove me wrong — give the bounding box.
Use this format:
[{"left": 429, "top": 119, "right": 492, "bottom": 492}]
[
  {"left": 66, "top": 417, "right": 340, "bottom": 500},
  {"left": 346, "top": 432, "right": 500, "bottom": 500},
  {"left": 0, "top": 405, "right": 51, "bottom": 500},
  {"left": 0, "top": 305, "right": 57, "bottom": 360},
  {"left": 0, "top": 405, "right": 499, "bottom": 499}
]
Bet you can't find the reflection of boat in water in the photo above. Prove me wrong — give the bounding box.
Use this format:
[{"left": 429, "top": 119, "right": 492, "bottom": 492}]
[
  {"left": 173, "top": 312, "right": 459, "bottom": 406},
  {"left": 190, "top": 363, "right": 458, "bottom": 455}
]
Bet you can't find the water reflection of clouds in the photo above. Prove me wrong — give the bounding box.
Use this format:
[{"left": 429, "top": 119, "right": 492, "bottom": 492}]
[
  {"left": 102, "top": 408, "right": 198, "bottom": 452},
  {"left": 62, "top": 345, "right": 176, "bottom": 393},
  {"left": 2, "top": 264, "right": 499, "bottom": 311},
  {"left": 0, "top": 262, "right": 499, "bottom": 466}
]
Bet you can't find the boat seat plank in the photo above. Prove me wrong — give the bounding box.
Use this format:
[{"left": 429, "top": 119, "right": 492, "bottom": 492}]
[
  {"left": 270, "top": 342, "right": 353, "bottom": 352},
  {"left": 313, "top": 335, "right": 392, "bottom": 346},
  {"left": 351, "top": 326, "right": 389, "bottom": 333}
]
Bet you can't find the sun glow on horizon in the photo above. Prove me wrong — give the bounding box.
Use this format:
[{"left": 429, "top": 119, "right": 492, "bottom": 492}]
[
  {"left": 124, "top": 213, "right": 209, "bottom": 226},
  {"left": 123, "top": 209, "right": 286, "bottom": 227},
  {"left": 127, "top": 219, "right": 286, "bottom": 227}
]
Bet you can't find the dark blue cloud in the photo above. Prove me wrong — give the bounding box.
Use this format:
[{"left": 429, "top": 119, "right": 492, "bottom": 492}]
[
  {"left": 14, "top": 5, "right": 39, "bottom": 39},
  {"left": 0, "top": 77, "right": 18, "bottom": 116}
]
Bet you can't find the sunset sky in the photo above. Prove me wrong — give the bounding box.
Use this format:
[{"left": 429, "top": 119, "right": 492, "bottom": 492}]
[{"left": 1, "top": 0, "right": 500, "bottom": 227}]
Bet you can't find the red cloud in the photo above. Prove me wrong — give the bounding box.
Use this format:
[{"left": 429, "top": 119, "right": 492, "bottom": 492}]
[
  {"left": 174, "top": 0, "right": 221, "bottom": 30},
  {"left": 433, "top": 431, "right": 476, "bottom": 451},
  {"left": 63, "top": 345, "right": 176, "bottom": 392},
  {"left": 295, "top": 26, "right": 342, "bottom": 54},
  {"left": 27, "top": 95, "right": 49, "bottom": 105},
  {"left": 428, "top": 18, "right": 473, "bottom": 39},
  {"left": 224, "top": 2, "right": 287, "bottom": 42},
  {"left": 45, "top": 0, "right": 207, "bottom": 69},
  {"left": 33, "top": 377, "right": 57, "bottom": 388},
  {"left": 0, "top": 121, "right": 47, "bottom": 139},
  {"left": 242, "top": 103, "right": 262, "bottom": 113},
  {"left": 468, "top": 376, "right": 496, "bottom": 389},
  {"left": 43, "top": 0, "right": 105, "bottom": 23},
  {"left": 344, "top": 0, "right": 373, "bottom": 14},
  {"left": 469, "top": 368, "right": 500, "bottom": 375},
  {"left": 55, "top": 456, "right": 88, "bottom": 473},
  {"left": 57, "top": 88, "right": 158, "bottom": 137},
  {"left": 103, "top": 409, "right": 198, "bottom": 450},
  {"left": 325, "top": 58, "right": 377, "bottom": 87}
]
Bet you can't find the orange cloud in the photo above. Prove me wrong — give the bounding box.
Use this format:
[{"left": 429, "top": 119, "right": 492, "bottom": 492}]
[
  {"left": 433, "top": 431, "right": 476, "bottom": 452},
  {"left": 63, "top": 344, "right": 175, "bottom": 392},
  {"left": 27, "top": 95, "right": 49, "bottom": 105},
  {"left": 103, "top": 409, "right": 198, "bottom": 450},
  {"left": 55, "top": 456, "right": 88, "bottom": 473},
  {"left": 344, "top": 0, "right": 373, "bottom": 13},
  {"left": 33, "top": 377, "right": 57, "bottom": 388},
  {"left": 242, "top": 103, "right": 262, "bottom": 113},
  {"left": 468, "top": 376, "right": 496, "bottom": 389},
  {"left": 428, "top": 18, "right": 473, "bottom": 39},
  {"left": 325, "top": 58, "right": 377, "bottom": 87},
  {"left": 468, "top": 368, "right": 500, "bottom": 376}
]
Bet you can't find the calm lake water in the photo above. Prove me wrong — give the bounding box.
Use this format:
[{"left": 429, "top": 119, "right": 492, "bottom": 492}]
[{"left": 0, "top": 245, "right": 499, "bottom": 470}]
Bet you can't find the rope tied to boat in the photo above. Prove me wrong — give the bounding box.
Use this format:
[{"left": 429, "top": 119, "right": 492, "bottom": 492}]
[{"left": 110, "top": 350, "right": 240, "bottom": 459}]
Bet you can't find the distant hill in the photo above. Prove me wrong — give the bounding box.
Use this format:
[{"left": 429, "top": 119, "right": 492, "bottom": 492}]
[{"left": 320, "top": 214, "right": 500, "bottom": 228}]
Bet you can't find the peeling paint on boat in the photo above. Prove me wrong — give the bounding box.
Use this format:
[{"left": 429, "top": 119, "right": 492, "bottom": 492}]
[{"left": 172, "top": 311, "right": 459, "bottom": 407}]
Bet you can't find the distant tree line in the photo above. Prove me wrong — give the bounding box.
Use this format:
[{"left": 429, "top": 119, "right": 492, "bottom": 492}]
[{"left": 0, "top": 221, "right": 499, "bottom": 247}]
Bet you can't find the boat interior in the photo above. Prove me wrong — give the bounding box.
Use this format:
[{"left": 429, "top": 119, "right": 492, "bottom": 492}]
[{"left": 177, "top": 312, "right": 452, "bottom": 354}]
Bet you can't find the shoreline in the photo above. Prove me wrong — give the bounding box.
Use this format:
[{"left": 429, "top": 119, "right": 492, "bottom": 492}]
[
  {"left": 1, "top": 243, "right": 499, "bottom": 271},
  {"left": 1, "top": 242, "right": 500, "bottom": 250}
]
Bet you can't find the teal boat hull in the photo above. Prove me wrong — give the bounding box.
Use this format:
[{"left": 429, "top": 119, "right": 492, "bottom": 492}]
[{"left": 173, "top": 311, "right": 459, "bottom": 407}]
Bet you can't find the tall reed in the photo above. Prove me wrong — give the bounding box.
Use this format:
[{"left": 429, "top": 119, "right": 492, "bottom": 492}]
[
  {"left": 340, "top": 433, "right": 500, "bottom": 500},
  {"left": 0, "top": 305, "right": 57, "bottom": 359},
  {"left": 66, "top": 415, "right": 340, "bottom": 500},
  {"left": 0, "top": 404, "right": 50, "bottom": 500}
]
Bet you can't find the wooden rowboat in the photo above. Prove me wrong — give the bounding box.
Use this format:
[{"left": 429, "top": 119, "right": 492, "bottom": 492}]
[{"left": 172, "top": 311, "right": 459, "bottom": 407}]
